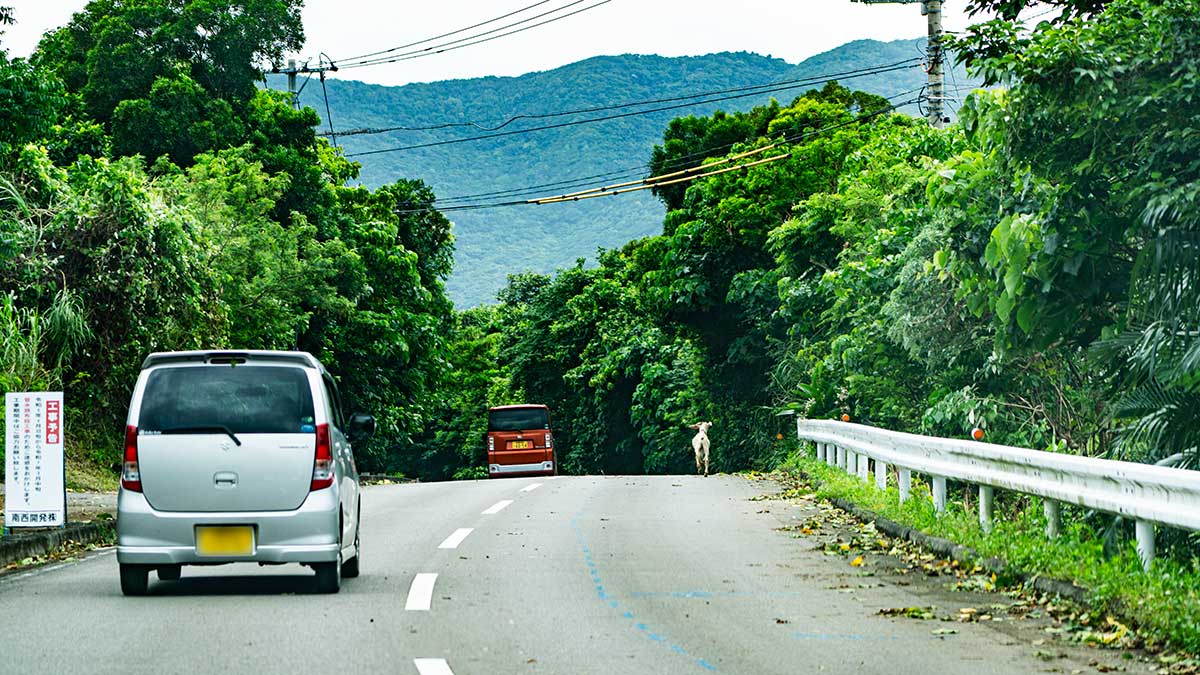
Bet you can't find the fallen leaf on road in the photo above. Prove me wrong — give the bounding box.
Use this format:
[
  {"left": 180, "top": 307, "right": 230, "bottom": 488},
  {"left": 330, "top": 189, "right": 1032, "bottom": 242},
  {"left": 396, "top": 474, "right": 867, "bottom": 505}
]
[{"left": 878, "top": 607, "right": 936, "bottom": 620}]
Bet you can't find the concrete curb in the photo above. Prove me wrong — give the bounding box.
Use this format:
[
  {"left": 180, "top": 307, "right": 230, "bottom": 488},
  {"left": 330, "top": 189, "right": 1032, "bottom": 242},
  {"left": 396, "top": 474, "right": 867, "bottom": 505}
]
[
  {"left": 0, "top": 521, "right": 116, "bottom": 568},
  {"left": 817, "top": 490, "right": 1092, "bottom": 606}
]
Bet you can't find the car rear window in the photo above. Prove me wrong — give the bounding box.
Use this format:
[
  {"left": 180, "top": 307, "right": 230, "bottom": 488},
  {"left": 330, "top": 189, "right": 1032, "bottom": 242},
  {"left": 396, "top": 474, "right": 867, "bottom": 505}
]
[
  {"left": 139, "top": 366, "right": 316, "bottom": 434},
  {"left": 488, "top": 408, "right": 550, "bottom": 431}
]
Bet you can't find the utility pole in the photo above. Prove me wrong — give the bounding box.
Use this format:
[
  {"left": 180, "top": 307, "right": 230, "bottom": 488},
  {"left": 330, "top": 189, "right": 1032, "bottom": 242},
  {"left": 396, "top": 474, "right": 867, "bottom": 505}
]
[
  {"left": 286, "top": 58, "right": 297, "bottom": 109},
  {"left": 850, "top": 0, "right": 948, "bottom": 128},
  {"left": 270, "top": 58, "right": 338, "bottom": 111},
  {"left": 924, "top": 0, "right": 945, "bottom": 128}
]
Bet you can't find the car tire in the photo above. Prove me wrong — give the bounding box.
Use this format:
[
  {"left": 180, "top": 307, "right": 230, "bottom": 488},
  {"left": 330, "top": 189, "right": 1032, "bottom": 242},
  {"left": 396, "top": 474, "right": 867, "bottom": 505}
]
[
  {"left": 314, "top": 553, "right": 341, "bottom": 594},
  {"left": 120, "top": 564, "right": 150, "bottom": 596},
  {"left": 157, "top": 565, "right": 182, "bottom": 581}
]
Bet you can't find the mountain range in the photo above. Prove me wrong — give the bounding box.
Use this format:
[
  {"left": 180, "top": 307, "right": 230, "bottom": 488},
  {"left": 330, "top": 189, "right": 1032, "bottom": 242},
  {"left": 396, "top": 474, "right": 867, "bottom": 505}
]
[{"left": 291, "top": 38, "right": 977, "bottom": 306}]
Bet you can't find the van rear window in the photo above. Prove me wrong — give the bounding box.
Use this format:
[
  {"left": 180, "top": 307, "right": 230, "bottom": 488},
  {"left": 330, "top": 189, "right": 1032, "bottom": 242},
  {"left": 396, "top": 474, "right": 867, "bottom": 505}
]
[
  {"left": 139, "top": 366, "right": 316, "bottom": 435},
  {"left": 488, "top": 408, "right": 549, "bottom": 431}
]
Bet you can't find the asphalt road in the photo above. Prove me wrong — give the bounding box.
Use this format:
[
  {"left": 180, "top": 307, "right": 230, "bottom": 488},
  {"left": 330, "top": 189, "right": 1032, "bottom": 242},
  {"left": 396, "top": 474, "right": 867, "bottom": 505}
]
[{"left": 0, "top": 475, "right": 1119, "bottom": 674}]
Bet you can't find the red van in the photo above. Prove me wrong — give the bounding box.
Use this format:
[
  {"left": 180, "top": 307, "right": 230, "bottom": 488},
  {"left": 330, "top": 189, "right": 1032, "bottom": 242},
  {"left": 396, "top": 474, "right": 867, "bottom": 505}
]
[{"left": 486, "top": 404, "right": 556, "bottom": 477}]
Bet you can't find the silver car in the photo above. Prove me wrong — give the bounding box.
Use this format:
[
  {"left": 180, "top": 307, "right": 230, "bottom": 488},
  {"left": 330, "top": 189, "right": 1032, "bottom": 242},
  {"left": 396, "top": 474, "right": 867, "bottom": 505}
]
[{"left": 116, "top": 350, "right": 373, "bottom": 595}]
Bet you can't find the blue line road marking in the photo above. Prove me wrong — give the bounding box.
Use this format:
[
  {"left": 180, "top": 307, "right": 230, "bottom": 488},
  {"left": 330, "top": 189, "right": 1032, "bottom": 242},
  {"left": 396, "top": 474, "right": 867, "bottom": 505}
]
[{"left": 571, "top": 504, "right": 718, "bottom": 672}]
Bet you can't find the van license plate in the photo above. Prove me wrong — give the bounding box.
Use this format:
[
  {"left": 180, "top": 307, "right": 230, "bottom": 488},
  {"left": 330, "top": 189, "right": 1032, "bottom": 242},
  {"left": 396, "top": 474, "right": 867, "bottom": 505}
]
[
  {"left": 509, "top": 440, "right": 532, "bottom": 449},
  {"left": 195, "top": 526, "right": 253, "bottom": 556}
]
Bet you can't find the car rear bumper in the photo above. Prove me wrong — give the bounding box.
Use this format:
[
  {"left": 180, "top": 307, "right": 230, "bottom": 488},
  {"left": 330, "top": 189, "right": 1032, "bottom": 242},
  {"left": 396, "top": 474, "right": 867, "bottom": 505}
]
[
  {"left": 116, "top": 488, "right": 340, "bottom": 565},
  {"left": 489, "top": 461, "right": 554, "bottom": 476}
]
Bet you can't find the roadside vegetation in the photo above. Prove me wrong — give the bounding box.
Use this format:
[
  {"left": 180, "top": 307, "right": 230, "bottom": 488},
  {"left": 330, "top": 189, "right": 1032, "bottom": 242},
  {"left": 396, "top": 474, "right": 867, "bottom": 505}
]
[{"left": 0, "top": 0, "right": 455, "bottom": 477}]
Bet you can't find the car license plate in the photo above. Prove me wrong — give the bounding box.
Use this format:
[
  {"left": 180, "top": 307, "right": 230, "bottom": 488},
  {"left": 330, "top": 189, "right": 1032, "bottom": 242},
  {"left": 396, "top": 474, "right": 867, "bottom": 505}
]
[
  {"left": 195, "top": 526, "right": 254, "bottom": 556},
  {"left": 509, "top": 440, "right": 532, "bottom": 449}
]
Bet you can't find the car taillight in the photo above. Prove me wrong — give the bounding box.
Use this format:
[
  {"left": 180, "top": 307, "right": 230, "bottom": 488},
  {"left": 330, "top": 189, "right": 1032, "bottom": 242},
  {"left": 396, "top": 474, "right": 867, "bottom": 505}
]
[
  {"left": 311, "top": 423, "right": 334, "bottom": 490},
  {"left": 121, "top": 425, "right": 142, "bottom": 492},
  {"left": 545, "top": 432, "right": 553, "bottom": 448},
  {"left": 487, "top": 435, "right": 494, "bottom": 452}
]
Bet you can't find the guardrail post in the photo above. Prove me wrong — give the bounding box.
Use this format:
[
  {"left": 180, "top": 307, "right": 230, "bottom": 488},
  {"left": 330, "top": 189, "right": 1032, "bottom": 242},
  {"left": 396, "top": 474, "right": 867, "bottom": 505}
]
[
  {"left": 858, "top": 455, "right": 869, "bottom": 482},
  {"left": 1136, "top": 520, "right": 1155, "bottom": 571},
  {"left": 898, "top": 469, "right": 911, "bottom": 503},
  {"left": 839, "top": 447, "right": 850, "bottom": 472},
  {"left": 979, "top": 486, "right": 994, "bottom": 533},
  {"left": 825, "top": 444, "right": 835, "bottom": 467},
  {"left": 875, "top": 461, "right": 888, "bottom": 490},
  {"left": 1044, "top": 500, "right": 1060, "bottom": 539},
  {"left": 932, "top": 476, "right": 947, "bottom": 513}
]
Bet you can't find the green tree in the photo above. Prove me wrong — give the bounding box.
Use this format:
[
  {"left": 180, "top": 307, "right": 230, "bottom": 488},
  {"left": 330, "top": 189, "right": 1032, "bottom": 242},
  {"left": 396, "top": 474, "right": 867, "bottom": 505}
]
[
  {"left": 939, "top": 0, "right": 1200, "bottom": 464},
  {"left": 34, "top": 0, "right": 302, "bottom": 124}
]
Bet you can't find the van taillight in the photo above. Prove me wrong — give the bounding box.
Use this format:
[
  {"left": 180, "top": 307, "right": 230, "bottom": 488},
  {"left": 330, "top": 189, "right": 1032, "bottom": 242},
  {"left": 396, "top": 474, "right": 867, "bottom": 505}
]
[
  {"left": 311, "top": 423, "right": 334, "bottom": 490},
  {"left": 488, "top": 435, "right": 494, "bottom": 452},
  {"left": 545, "top": 432, "right": 553, "bottom": 448},
  {"left": 121, "top": 425, "right": 142, "bottom": 492}
]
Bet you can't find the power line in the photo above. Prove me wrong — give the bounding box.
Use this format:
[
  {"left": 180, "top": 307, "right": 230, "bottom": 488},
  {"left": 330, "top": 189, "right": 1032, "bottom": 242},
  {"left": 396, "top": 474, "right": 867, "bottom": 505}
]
[
  {"left": 534, "top": 151, "right": 793, "bottom": 205},
  {"left": 400, "top": 96, "right": 919, "bottom": 214},
  {"left": 336, "top": 0, "right": 613, "bottom": 71},
  {"left": 335, "top": 1, "right": 556, "bottom": 64},
  {"left": 524, "top": 97, "right": 915, "bottom": 206},
  {"left": 323, "top": 57, "right": 921, "bottom": 137},
  {"left": 432, "top": 86, "right": 925, "bottom": 205},
  {"left": 344, "top": 62, "right": 922, "bottom": 157},
  {"left": 319, "top": 71, "right": 338, "bottom": 148}
]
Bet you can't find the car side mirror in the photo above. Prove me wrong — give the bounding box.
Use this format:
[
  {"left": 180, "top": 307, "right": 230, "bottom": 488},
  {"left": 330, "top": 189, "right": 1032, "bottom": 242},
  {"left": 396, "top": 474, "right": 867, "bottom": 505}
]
[{"left": 348, "top": 413, "right": 375, "bottom": 440}]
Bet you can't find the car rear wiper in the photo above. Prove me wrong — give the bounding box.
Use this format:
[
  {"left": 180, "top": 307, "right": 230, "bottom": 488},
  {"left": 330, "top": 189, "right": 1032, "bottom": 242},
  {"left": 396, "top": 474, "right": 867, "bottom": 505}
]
[{"left": 158, "top": 425, "right": 242, "bottom": 446}]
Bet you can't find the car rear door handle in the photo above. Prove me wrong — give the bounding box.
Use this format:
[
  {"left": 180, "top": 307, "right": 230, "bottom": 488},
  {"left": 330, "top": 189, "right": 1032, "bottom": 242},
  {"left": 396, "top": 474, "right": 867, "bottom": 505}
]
[{"left": 214, "top": 472, "right": 238, "bottom": 487}]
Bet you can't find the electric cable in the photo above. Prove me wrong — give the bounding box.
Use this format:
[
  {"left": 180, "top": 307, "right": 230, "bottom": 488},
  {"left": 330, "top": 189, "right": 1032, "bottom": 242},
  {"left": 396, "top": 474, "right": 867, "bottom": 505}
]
[
  {"left": 336, "top": 1, "right": 613, "bottom": 70},
  {"left": 397, "top": 96, "right": 918, "bottom": 214},
  {"left": 432, "top": 84, "right": 926, "bottom": 201},
  {"left": 322, "top": 57, "right": 922, "bottom": 137},
  {"left": 335, "top": 1, "right": 556, "bottom": 64},
  {"left": 320, "top": 71, "right": 338, "bottom": 148},
  {"left": 344, "top": 62, "right": 921, "bottom": 157}
]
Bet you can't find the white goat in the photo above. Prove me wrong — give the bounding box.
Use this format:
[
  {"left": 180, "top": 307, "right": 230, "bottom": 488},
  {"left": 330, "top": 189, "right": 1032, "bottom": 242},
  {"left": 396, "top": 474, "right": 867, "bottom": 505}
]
[{"left": 688, "top": 421, "right": 713, "bottom": 476}]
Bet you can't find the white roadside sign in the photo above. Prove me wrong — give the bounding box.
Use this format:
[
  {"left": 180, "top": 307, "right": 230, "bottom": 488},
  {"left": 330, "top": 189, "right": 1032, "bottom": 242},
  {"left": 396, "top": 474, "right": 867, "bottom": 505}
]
[{"left": 4, "top": 392, "right": 66, "bottom": 528}]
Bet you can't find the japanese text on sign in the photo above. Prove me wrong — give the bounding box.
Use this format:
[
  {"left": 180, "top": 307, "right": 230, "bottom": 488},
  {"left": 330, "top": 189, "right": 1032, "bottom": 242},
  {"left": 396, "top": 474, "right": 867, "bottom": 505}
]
[{"left": 4, "top": 392, "right": 66, "bottom": 528}]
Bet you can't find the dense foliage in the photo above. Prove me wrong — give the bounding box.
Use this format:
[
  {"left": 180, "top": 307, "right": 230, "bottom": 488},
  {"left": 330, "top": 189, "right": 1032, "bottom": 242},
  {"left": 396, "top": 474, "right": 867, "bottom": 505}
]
[{"left": 1, "top": 0, "right": 454, "bottom": 475}]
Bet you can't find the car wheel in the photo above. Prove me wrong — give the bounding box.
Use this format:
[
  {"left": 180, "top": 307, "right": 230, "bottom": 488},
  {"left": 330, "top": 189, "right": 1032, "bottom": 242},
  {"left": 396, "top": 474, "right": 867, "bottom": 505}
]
[
  {"left": 314, "top": 552, "right": 341, "bottom": 594},
  {"left": 341, "top": 508, "right": 361, "bottom": 579},
  {"left": 157, "top": 565, "right": 182, "bottom": 581},
  {"left": 120, "top": 564, "right": 150, "bottom": 596}
]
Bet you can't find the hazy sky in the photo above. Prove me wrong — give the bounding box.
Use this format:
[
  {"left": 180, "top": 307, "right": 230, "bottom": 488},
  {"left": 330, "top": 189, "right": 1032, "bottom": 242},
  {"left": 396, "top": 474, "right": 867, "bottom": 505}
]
[{"left": 1, "top": 1, "right": 991, "bottom": 87}]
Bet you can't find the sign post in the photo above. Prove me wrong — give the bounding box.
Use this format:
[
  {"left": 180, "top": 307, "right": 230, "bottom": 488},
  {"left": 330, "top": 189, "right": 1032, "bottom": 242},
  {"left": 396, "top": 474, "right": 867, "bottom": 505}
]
[{"left": 4, "top": 392, "right": 67, "bottom": 529}]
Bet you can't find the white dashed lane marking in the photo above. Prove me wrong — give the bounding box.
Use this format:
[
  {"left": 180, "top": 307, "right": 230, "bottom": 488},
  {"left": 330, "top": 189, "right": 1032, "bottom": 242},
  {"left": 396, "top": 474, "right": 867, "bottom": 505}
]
[
  {"left": 405, "top": 573, "right": 438, "bottom": 611},
  {"left": 437, "top": 528, "right": 474, "bottom": 550},
  {"left": 481, "top": 499, "right": 513, "bottom": 515},
  {"left": 413, "top": 658, "right": 454, "bottom": 675},
  {"left": 519, "top": 483, "right": 542, "bottom": 492}
]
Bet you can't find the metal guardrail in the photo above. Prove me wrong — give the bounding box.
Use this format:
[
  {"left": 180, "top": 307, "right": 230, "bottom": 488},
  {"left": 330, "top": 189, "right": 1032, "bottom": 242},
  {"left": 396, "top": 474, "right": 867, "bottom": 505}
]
[{"left": 795, "top": 418, "right": 1200, "bottom": 570}]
